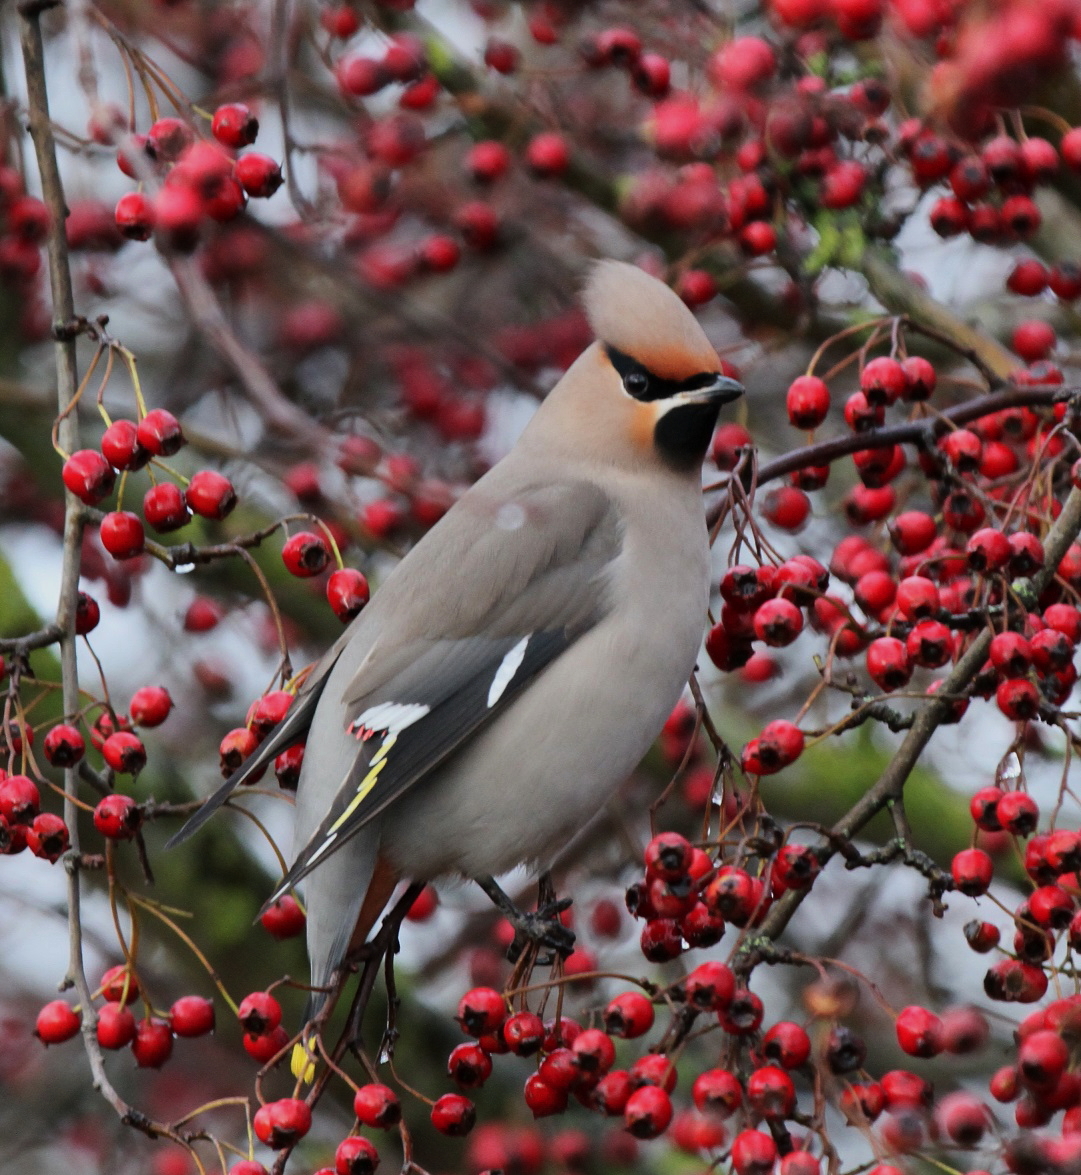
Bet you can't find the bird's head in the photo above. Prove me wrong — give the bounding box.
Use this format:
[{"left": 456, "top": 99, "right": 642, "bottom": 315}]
[{"left": 533, "top": 261, "right": 744, "bottom": 474}]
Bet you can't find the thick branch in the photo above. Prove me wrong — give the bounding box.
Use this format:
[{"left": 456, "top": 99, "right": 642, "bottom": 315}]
[
  {"left": 745, "top": 384, "right": 1070, "bottom": 496},
  {"left": 19, "top": 0, "right": 130, "bottom": 1129},
  {"left": 859, "top": 247, "right": 1019, "bottom": 384}
]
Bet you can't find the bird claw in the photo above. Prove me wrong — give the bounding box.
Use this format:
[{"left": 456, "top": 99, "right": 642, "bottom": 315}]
[{"left": 505, "top": 898, "right": 576, "bottom": 964}]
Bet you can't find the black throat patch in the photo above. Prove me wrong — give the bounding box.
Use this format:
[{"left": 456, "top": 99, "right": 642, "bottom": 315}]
[{"left": 653, "top": 400, "right": 723, "bottom": 471}]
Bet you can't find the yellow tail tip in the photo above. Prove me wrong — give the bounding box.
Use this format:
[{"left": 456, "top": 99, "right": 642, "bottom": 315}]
[{"left": 291, "top": 1040, "right": 316, "bottom": 1083}]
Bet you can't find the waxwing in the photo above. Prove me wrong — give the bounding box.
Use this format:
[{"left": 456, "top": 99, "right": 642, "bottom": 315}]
[{"left": 171, "top": 260, "right": 743, "bottom": 1058}]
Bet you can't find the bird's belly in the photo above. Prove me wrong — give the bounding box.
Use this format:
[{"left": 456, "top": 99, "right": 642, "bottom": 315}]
[{"left": 380, "top": 593, "right": 705, "bottom": 879}]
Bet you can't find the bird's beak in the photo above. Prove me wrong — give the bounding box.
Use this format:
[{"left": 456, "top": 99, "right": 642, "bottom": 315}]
[{"left": 675, "top": 374, "right": 745, "bottom": 407}]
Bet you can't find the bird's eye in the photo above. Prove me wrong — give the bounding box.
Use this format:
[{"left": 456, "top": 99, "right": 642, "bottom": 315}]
[{"left": 623, "top": 371, "right": 649, "bottom": 397}]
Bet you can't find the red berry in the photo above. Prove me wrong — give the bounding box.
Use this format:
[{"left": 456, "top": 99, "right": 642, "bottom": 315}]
[
  {"left": 1019, "top": 1029, "right": 1069, "bottom": 1088},
  {"left": 253, "top": 1099, "right": 312, "bottom": 1149},
  {"left": 731, "top": 1129, "right": 778, "bottom": 1175},
  {"left": 132, "top": 1017, "right": 173, "bottom": 1067},
  {"left": 335, "top": 1136, "right": 379, "bottom": 1175},
  {"left": 281, "top": 531, "right": 331, "bottom": 577},
  {"left": 632, "top": 52, "right": 671, "bottom": 97},
  {"left": 1007, "top": 259, "right": 1049, "bottom": 296},
  {"left": 523, "top": 1073, "right": 567, "bottom": 1117},
  {"left": 762, "top": 485, "right": 810, "bottom": 531},
  {"left": 996, "top": 678, "right": 1040, "bottom": 721},
  {"left": 604, "top": 991, "right": 655, "bottom": 1039},
  {"left": 430, "top": 1092, "right": 475, "bottom": 1136},
  {"left": 525, "top": 132, "right": 569, "bottom": 177},
  {"left": 681, "top": 961, "right": 736, "bottom": 1012},
  {"left": 709, "top": 36, "right": 776, "bottom": 90},
  {"left": 951, "top": 848, "right": 993, "bottom": 896},
  {"left": 966, "top": 527, "right": 1011, "bottom": 572},
  {"left": 243, "top": 1026, "right": 289, "bottom": 1062},
  {"left": 99, "top": 511, "right": 145, "bottom": 559},
  {"left": 114, "top": 191, "right": 156, "bottom": 241},
  {"left": 102, "top": 731, "right": 147, "bottom": 775},
  {"left": 327, "top": 568, "right": 370, "bottom": 622},
  {"left": 99, "top": 963, "right": 139, "bottom": 1003},
  {"left": 235, "top": 153, "right": 283, "bottom": 198},
  {"left": 457, "top": 986, "right": 505, "bottom": 1036},
  {"left": 860, "top": 357, "right": 907, "bottom": 406},
  {"left": 483, "top": 37, "right": 519, "bottom": 73},
  {"left": 260, "top": 894, "right": 306, "bottom": 939},
  {"left": 624, "top": 1085, "right": 672, "bottom": 1138},
  {"left": 864, "top": 639, "right": 907, "bottom": 690},
  {"left": 170, "top": 995, "right": 215, "bottom": 1037},
  {"left": 237, "top": 991, "right": 282, "bottom": 1035},
  {"left": 96, "top": 1003, "right": 136, "bottom": 1049},
  {"left": 93, "top": 793, "right": 142, "bottom": 839},
  {"left": 465, "top": 140, "right": 510, "bottom": 184},
  {"left": 63, "top": 449, "right": 116, "bottom": 505},
  {"left": 786, "top": 375, "right": 830, "bottom": 429},
  {"left": 1012, "top": 320, "right": 1056, "bottom": 363},
  {"left": 693, "top": 1067, "right": 742, "bottom": 1117},
  {"left": 644, "top": 831, "right": 693, "bottom": 881},
  {"left": 448, "top": 1041, "right": 492, "bottom": 1088},
  {"left": 676, "top": 269, "right": 718, "bottom": 307},
  {"left": 129, "top": 686, "right": 172, "bottom": 727},
  {"left": 502, "top": 1010, "right": 545, "bottom": 1055},
  {"left": 143, "top": 482, "right": 191, "bottom": 532},
  {"left": 211, "top": 103, "right": 259, "bottom": 149},
  {"left": 137, "top": 409, "right": 184, "bottom": 457},
  {"left": 353, "top": 1083, "right": 401, "bottom": 1128},
  {"left": 185, "top": 471, "right": 237, "bottom": 519},
  {"left": 43, "top": 724, "right": 85, "bottom": 768},
  {"left": 762, "top": 1021, "right": 811, "bottom": 1069},
  {"left": 905, "top": 620, "right": 952, "bottom": 668},
  {"left": 35, "top": 999, "right": 82, "bottom": 1044},
  {"left": 753, "top": 598, "right": 803, "bottom": 646},
  {"left": 746, "top": 1065, "right": 796, "bottom": 1118},
  {"left": 100, "top": 419, "right": 150, "bottom": 471},
  {"left": 998, "top": 790, "right": 1039, "bottom": 835},
  {"left": 719, "top": 988, "right": 765, "bottom": 1035}
]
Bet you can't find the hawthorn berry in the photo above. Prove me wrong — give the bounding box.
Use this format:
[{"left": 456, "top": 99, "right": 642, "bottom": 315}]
[
  {"left": 353, "top": 1083, "right": 401, "bottom": 1128},
  {"left": 211, "top": 103, "right": 259, "bottom": 148},
  {"left": 282, "top": 531, "right": 331, "bottom": 577},
  {"left": 101, "top": 731, "right": 147, "bottom": 775},
  {"left": 731, "top": 1129, "right": 778, "bottom": 1175},
  {"left": 326, "top": 568, "right": 370, "bottom": 622},
  {"left": 43, "top": 724, "right": 85, "bottom": 767},
  {"left": 35, "top": 1000, "right": 81, "bottom": 1044},
  {"left": 235, "top": 153, "right": 283, "bottom": 198},
  {"left": 457, "top": 986, "right": 505, "bottom": 1036},
  {"left": 624, "top": 1084, "right": 673, "bottom": 1138},
  {"left": 132, "top": 1017, "right": 174, "bottom": 1068},
  {"left": 93, "top": 793, "right": 142, "bottom": 839},
  {"left": 335, "top": 1137, "right": 379, "bottom": 1175},
  {"left": 253, "top": 1099, "right": 312, "bottom": 1149},
  {"left": 895, "top": 1005, "right": 944, "bottom": 1058},
  {"left": 430, "top": 1092, "right": 475, "bottom": 1136},
  {"left": 260, "top": 894, "right": 305, "bottom": 939},
  {"left": 604, "top": 991, "right": 654, "bottom": 1039},
  {"left": 185, "top": 471, "right": 237, "bottom": 519},
  {"left": 170, "top": 995, "right": 215, "bottom": 1037},
  {"left": 136, "top": 409, "right": 184, "bottom": 456},
  {"left": 62, "top": 450, "right": 116, "bottom": 505},
  {"left": 96, "top": 1003, "right": 136, "bottom": 1049},
  {"left": 144, "top": 482, "right": 191, "bottom": 532}
]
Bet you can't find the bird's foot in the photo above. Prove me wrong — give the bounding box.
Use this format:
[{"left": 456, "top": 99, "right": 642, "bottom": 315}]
[
  {"left": 476, "top": 874, "right": 576, "bottom": 965},
  {"left": 506, "top": 897, "right": 576, "bottom": 965}
]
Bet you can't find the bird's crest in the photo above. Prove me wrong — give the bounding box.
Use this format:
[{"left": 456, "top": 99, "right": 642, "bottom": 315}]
[{"left": 582, "top": 260, "right": 720, "bottom": 382}]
